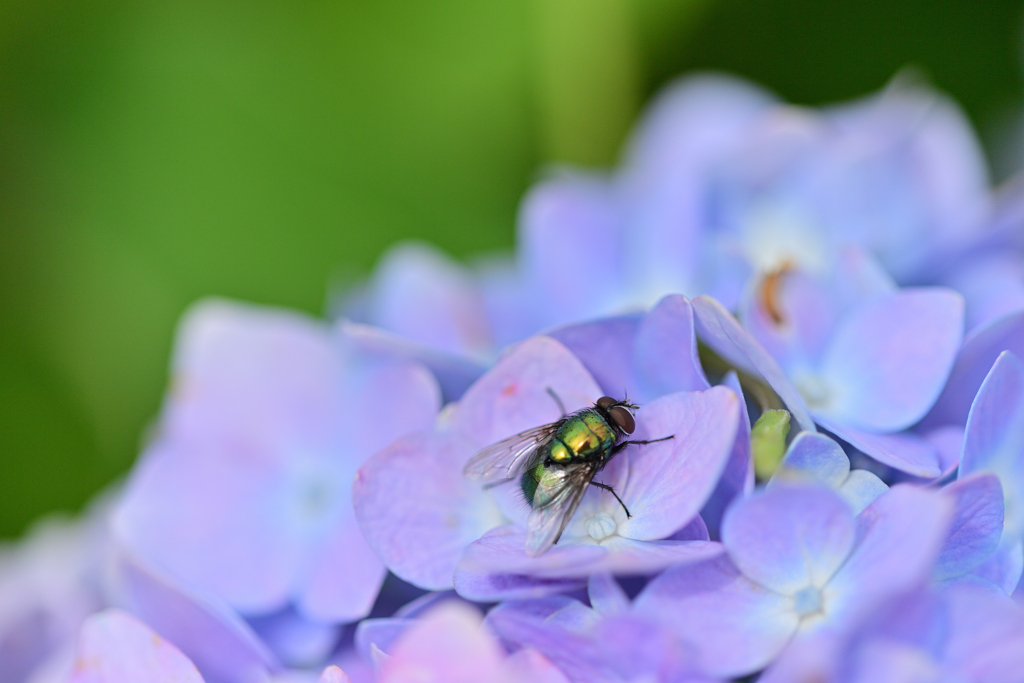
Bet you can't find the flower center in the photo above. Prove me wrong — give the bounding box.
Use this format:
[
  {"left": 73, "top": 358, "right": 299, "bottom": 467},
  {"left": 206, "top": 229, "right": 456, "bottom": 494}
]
[
  {"left": 586, "top": 512, "right": 618, "bottom": 542},
  {"left": 792, "top": 586, "right": 824, "bottom": 618}
]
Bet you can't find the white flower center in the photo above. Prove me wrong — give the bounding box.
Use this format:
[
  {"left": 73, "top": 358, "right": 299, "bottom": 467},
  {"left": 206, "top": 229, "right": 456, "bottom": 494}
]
[
  {"left": 586, "top": 512, "right": 618, "bottom": 542},
  {"left": 792, "top": 586, "right": 824, "bottom": 618}
]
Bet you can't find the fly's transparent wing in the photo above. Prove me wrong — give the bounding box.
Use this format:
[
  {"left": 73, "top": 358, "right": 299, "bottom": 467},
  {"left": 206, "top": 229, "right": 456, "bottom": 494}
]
[
  {"left": 462, "top": 423, "right": 559, "bottom": 484},
  {"left": 524, "top": 463, "right": 597, "bottom": 556}
]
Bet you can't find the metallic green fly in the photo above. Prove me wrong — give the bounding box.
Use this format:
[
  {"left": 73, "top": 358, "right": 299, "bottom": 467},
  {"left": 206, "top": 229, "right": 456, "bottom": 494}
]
[{"left": 462, "top": 391, "right": 673, "bottom": 556}]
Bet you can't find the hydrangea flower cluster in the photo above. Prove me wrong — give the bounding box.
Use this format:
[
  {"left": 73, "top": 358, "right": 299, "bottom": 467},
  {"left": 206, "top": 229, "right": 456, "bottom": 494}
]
[{"left": 5, "top": 73, "right": 1024, "bottom": 682}]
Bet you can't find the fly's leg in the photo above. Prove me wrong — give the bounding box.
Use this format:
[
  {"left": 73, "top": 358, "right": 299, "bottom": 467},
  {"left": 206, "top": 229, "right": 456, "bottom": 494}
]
[
  {"left": 590, "top": 481, "right": 631, "bottom": 518},
  {"left": 545, "top": 387, "right": 567, "bottom": 418},
  {"left": 610, "top": 435, "right": 674, "bottom": 457}
]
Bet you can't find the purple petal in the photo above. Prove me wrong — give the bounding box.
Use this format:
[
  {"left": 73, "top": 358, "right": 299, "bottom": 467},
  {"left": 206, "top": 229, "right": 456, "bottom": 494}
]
[
  {"left": 742, "top": 268, "right": 843, "bottom": 373},
  {"left": 922, "top": 424, "right": 965, "bottom": 474},
  {"left": 618, "top": 387, "right": 741, "bottom": 540},
  {"left": 923, "top": 310, "right": 1024, "bottom": 429},
  {"left": 935, "top": 474, "right": 1004, "bottom": 581},
  {"left": 335, "top": 344, "right": 442, "bottom": 459},
  {"left": 826, "top": 485, "right": 953, "bottom": 625},
  {"left": 971, "top": 539, "right": 1024, "bottom": 594},
  {"left": 248, "top": 608, "right": 340, "bottom": 669},
  {"left": 961, "top": 351, "right": 1024, "bottom": 479},
  {"left": 319, "top": 666, "right": 353, "bottom": 683},
  {"left": 68, "top": 610, "right": 204, "bottom": 683},
  {"left": 298, "top": 518, "right": 386, "bottom": 623},
  {"left": 587, "top": 573, "right": 629, "bottom": 615},
  {"left": 634, "top": 554, "right": 798, "bottom": 678},
  {"left": 632, "top": 295, "right": 711, "bottom": 397},
  {"left": 452, "top": 337, "right": 602, "bottom": 447},
  {"left": 502, "top": 650, "right": 572, "bottom": 683},
  {"left": 353, "top": 432, "right": 503, "bottom": 590},
  {"left": 817, "top": 288, "right": 964, "bottom": 432},
  {"left": 359, "top": 241, "right": 493, "bottom": 359},
  {"left": 114, "top": 440, "right": 301, "bottom": 614},
  {"left": 551, "top": 297, "right": 709, "bottom": 406},
  {"left": 339, "top": 320, "right": 485, "bottom": 404},
  {"left": 701, "top": 371, "right": 754, "bottom": 540},
  {"left": 722, "top": 485, "right": 856, "bottom": 595},
  {"left": 166, "top": 300, "right": 345, "bottom": 452},
  {"left": 453, "top": 526, "right": 723, "bottom": 601},
  {"left": 105, "top": 549, "right": 277, "bottom": 683},
  {"left": 836, "top": 470, "right": 889, "bottom": 515},
  {"left": 377, "top": 603, "right": 505, "bottom": 683},
  {"left": 943, "top": 583, "right": 1024, "bottom": 678},
  {"left": 692, "top": 295, "right": 816, "bottom": 432},
  {"left": 817, "top": 417, "right": 941, "bottom": 477},
  {"left": 548, "top": 315, "right": 642, "bottom": 400},
  {"left": 518, "top": 175, "right": 624, "bottom": 330},
  {"left": 770, "top": 432, "right": 850, "bottom": 489}
]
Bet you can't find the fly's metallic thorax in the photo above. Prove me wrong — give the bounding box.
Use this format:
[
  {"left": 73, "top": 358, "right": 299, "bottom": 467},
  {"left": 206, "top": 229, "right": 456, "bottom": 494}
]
[
  {"left": 520, "top": 409, "right": 618, "bottom": 507},
  {"left": 549, "top": 410, "right": 617, "bottom": 463}
]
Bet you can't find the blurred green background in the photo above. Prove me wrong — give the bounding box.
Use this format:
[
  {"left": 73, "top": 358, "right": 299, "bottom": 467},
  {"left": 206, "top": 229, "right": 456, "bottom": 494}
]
[{"left": 2, "top": 0, "right": 1022, "bottom": 538}]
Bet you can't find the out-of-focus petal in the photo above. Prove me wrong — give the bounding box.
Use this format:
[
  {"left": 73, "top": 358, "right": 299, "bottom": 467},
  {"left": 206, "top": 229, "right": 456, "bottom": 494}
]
[
  {"left": 166, "top": 300, "right": 343, "bottom": 453},
  {"left": 935, "top": 474, "right": 1004, "bottom": 581},
  {"left": 336, "top": 348, "right": 442, "bottom": 462},
  {"left": 114, "top": 440, "right": 300, "bottom": 614},
  {"left": 722, "top": 485, "right": 856, "bottom": 595},
  {"left": 353, "top": 432, "right": 503, "bottom": 591},
  {"left": 297, "top": 518, "right": 386, "bottom": 625},
  {"left": 377, "top": 603, "right": 505, "bottom": 683},
  {"left": 318, "top": 666, "right": 352, "bottom": 683},
  {"left": 836, "top": 470, "right": 889, "bottom": 515},
  {"left": 339, "top": 320, "right": 485, "bottom": 404},
  {"left": 923, "top": 310, "right": 1024, "bottom": 429},
  {"left": 618, "top": 387, "right": 740, "bottom": 540},
  {"left": 692, "top": 295, "right": 816, "bottom": 431},
  {"left": 67, "top": 610, "right": 204, "bottom": 683},
  {"left": 586, "top": 573, "right": 629, "bottom": 616},
  {"left": 358, "top": 241, "right": 493, "bottom": 360},
  {"left": 105, "top": 549, "right": 276, "bottom": 683},
  {"left": 971, "top": 539, "right": 1024, "bottom": 595},
  {"left": 944, "top": 583, "right": 1024, "bottom": 679},
  {"left": 635, "top": 554, "right": 798, "bottom": 678},
  {"left": 817, "top": 288, "right": 963, "bottom": 432},
  {"left": 518, "top": 175, "right": 624, "bottom": 331}
]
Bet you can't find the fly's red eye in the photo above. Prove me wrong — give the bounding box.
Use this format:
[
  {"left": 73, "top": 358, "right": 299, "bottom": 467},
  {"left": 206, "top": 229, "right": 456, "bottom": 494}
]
[
  {"left": 609, "top": 406, "right": 635, "bottom": 434},
  {"left": 596, "top": 396, "right": 616, "bottom": 408}
]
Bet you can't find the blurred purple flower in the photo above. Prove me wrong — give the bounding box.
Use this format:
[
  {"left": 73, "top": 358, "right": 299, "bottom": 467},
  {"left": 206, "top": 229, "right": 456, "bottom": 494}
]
[
  {"left": 634, "top": 484, "right": 952, "bottom": 678},
  {"left": 0, "top": 491, "right": 113, "bottom": 683},
  {"left": 114, "top": 300, "right": 441, "bottom": 627},
  {"left": 66, "top": 610, "right": 205, "bottom": 683},
  {"left": 374, "top": 601, "right": 568, "bottom": 683},
  {"left": 354, "top": 335, "right": 739, "bottom": 600},
  {"left": 761, "top": 583, "right": 1024, "bottom": 682}
]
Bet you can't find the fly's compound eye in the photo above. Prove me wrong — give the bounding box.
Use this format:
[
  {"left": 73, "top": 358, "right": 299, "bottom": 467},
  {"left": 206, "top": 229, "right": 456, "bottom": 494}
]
[
  {"left": 596, "top": 396, "right": 617, "bottom": 408},
  {"left": 609, "top": 405, "right": 635, "bottom": 434}
]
